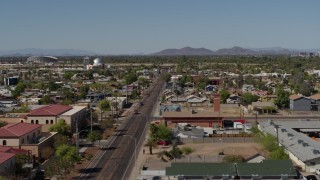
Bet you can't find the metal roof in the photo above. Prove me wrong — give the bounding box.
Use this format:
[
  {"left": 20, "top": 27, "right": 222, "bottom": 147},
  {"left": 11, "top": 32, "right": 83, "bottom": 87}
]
[{"left": 259, "top": 120, "right": 320, "bottom": 162}]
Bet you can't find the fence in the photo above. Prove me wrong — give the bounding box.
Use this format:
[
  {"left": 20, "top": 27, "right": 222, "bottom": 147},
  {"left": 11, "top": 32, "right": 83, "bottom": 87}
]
[{"left": 177, "top": 136, "right": 254, "bottom": 143}]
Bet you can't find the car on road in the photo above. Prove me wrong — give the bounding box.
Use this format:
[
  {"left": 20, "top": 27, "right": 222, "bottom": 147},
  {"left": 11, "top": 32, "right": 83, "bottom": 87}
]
[
  {"left": 306, "top": 175, "right": 318, "bottom": 180},
  {"left": 316, "top": 169, "right": 320, "bottom": 175}
]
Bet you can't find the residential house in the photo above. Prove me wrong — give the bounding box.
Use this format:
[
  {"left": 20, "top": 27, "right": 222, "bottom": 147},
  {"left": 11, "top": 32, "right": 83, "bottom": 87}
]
[
  {"left": 242, "top": 84, "right": 255, "bottom": 92},
  {"left": 106, "top": 96, "right": 127, "bottom": 113},
  {"left": 251, "top": 102, "right": 277, "bottom": 114},
  {"left": 289, "top": 94, "right": 311, "bottom": 111},
  {"left": 226, "top": 94, "right": 240, "bottom": 104},
  {"left": 159, "top": 104, "right": 181, "bottom": 116},
  {"left": 86, "top": 92, "right": 110, "bottom": 102},
  {"left": 187, "top": 96, "right": 208, "bottom": 107},
  {"left": 309, "top": 94, "right": 320, "bottom": 111}
]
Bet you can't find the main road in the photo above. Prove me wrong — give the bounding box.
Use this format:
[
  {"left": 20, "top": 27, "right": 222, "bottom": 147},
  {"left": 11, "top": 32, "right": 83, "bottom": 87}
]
[{"left": 79, "top": 73, "right": 166, "bottom": 180}]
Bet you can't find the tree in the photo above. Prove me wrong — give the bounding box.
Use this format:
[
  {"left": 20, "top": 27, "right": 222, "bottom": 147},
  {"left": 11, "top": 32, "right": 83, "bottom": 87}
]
[
  {"left": 62, "top": 99, "right": 73, "bottom": 105},
  {"left": 241, "top": 92, "right": 259, "bottom": 105},
  {"left": 149, "top": 124, "right": 172, "bottom": 142},
  {"left": 63, "top": 71, "right": 74, "bottom": 81},
  {"left": 145, "top": 138, "right": 157, "bottom": 155},
  {"left": 220, "top": 89, "right": 230, "bottom": 103},
  {"left": 39, "top": 95, "right": 53, "bottom": 105},
  {"left": 274, "top": 87, "right": 290, "bottom": 109},
  {"left": 53, "top": 134, "right": 69, "bottom": 149},
  {"left": 88, "top": 131, "right": 102, "bottom": 142},
  {"left": 12, "top": 82, "right": 26, "bottom": 98},
  {"left": 49, "top": 119, "right": 71, "bottom": 136},
  {"left": 125, "top": 73, "right": 138, "bottom": 84},
  {"left": 0, "top": 121, "right": 7, "bottom": 128},
  {"left": 99, "top": 99, "right": 111, "bottom": 121},
  {"left": 56, "top": 144, "right": 81, "bottom": 163},
  {"left": 270, "top": 147, "right": 289, "bottom": 160}
]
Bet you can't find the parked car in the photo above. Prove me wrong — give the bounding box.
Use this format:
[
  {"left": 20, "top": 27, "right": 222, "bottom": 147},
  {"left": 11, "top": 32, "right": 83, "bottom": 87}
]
[
  {"left": 157, "top": 140, "right": 170, "bottom": 146},
  {"left": 306, "top": 175, "right": 317, "bottom": 180},
  {"left": 316, "top": 168, "right": 320, "bottom": 175}
]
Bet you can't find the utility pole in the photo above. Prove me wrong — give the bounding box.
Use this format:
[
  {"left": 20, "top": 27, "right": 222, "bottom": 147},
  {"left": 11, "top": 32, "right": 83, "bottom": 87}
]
[
  {"left": 90, "top": 105, "right": 93, "bottom": 132},
  {"left": 76, "top": 119, "right": 79, "bottom": 155}
]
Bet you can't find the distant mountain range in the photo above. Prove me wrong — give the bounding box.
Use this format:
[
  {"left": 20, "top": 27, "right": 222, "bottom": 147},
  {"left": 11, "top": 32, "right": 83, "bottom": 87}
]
[
  {"left": 152, "top": 46, "right": 320, "bottom": 56},
  {"left": 0, "top": 47, "right": 319, "bottom": 56},
  {"left": 0, "top": 48, "right": 99, "bottom": 56}
]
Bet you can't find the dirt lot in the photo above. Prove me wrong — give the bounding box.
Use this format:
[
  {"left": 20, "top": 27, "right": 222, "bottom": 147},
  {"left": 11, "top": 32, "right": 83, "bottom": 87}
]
[{"left": 144, "top": 142, "right": 265, "bottom": 162}]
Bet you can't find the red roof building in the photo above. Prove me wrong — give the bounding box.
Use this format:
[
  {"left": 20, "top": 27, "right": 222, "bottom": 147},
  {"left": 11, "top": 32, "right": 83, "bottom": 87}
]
[
  {"left": 28, "top": 104, "right": 72, "bottom": 116},
  {"left": 0, "top": 123, "right": 42, "bottom": 147}
]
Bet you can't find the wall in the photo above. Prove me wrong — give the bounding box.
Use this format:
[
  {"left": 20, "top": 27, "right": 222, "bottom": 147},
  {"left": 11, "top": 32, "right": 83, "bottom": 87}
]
[
  {"left": 290, "top": 98, "right": 311, "bottom": 111},
  {"left": 0, "top": 156, "right": 15, "bottom": 175},
  {"left": 27, "top": 116, "right": 57, "bottom": 125},
  {"left": 0, "top": 138, "right": 19, "bottom": 147}
]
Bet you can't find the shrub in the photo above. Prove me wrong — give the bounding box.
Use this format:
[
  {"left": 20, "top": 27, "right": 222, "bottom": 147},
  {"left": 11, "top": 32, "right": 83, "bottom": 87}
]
[{"left": 181, "top": 147, "right": 194, "bottom": 155}]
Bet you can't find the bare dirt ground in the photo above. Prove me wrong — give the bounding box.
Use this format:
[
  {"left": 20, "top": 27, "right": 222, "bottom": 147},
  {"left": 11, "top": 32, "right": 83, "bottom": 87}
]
[{"left": 145, "top": 142, "right": 264, "bottom": 162}]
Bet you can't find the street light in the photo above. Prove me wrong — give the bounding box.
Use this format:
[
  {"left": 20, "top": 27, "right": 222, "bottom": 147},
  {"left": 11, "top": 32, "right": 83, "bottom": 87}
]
[
  {"left": 123, "top": 134, "right": 137, "bottom": 166},
  {"left": 76, "top": 129, "right": 88, "bottom": 155}
]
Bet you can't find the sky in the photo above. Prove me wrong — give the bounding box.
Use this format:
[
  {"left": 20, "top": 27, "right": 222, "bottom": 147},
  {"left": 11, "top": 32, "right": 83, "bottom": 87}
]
[{"left": 0, "top": 0, "right": 319, "bottom": 54}]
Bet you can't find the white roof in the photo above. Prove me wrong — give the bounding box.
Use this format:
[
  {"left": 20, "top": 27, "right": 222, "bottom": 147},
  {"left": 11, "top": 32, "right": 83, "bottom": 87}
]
[{"left": 61, "top": 106, "right": 86, "bottom": 116}]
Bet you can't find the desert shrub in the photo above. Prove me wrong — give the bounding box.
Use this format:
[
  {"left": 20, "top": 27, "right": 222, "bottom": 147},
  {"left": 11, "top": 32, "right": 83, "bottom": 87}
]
[{"left": 181, "top": 147, "right": 194, "bottom": 155}]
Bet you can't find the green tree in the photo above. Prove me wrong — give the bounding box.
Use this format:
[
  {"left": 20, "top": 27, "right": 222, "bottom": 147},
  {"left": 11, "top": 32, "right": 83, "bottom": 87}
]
[
  {"left": 241, "top": 92, "right": 259, "bottom": 104},
  {"left": 49, "top": 119, "right": 71, "bottom": 136},
  {"left": 56, "top": 144, "right": 81, "bottom": 163},
  {"left": 274, "top": 87, "right": 290, "bottom": 109},
  {"left": 99, "top": 99, "right": 111, "bottom": 121},
  {"left": 145, "top": 138, "right": 157, "bottom": 155},
  {"left": 53, "top": 134, "right": 69, "bottom": 149},
  {"left": 12, "top": 82, "right": 26, "bottom": 98},
  {"left": 269, "top": 147, "right": 289, "bottom": 160},
  {"left": 62, "top": 99, "right": 73, "bottom": 105},
  {"left": 63, "top": 71, "right": 75, "bottom": 80},
  {"left": 39, "top": 95, "right": 53, "bottom": 105},
  {"left": 88, "top": 131, "right": 102, "bottom": 142},
  {"left": 149, "top": 124, "right": 172, "bottom": 142},
  {"left": 220, "top": 89, "right": 230, "bottom": 103},
  {"left": 0, "top": 121, "right": 7, "bottom": 128},
  {"left": 125, "top": 73, "right": 138, "bottom": 84}
]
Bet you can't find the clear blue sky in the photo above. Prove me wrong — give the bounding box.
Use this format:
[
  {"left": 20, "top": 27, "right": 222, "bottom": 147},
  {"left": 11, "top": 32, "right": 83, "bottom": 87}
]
[{"left": 1, "top": 0, "right": 319, "bottom": 54}]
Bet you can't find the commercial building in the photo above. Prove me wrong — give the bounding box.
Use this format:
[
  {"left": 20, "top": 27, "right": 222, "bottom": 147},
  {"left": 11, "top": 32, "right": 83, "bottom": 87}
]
[{"left": 25, "top": 104, "right": 87, "bottom": 132}]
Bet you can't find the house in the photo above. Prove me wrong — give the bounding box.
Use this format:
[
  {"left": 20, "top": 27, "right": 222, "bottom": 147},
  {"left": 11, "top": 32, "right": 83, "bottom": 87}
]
[
  {"left": 205, "top": 85, "right": 218, "bottom": 92},
  {"left": 309, "top": 94, "right": 320, "bottom": 111},
  {"left": 25, "top": 104, "right": 87, "bottom": 132},
  {"left": 86, "top": 92, "right": 110, "bottom": 102},
  {"left": 159, "top": 104, "right": 181, "bottom": 116},
  {"left": 106, "top": 96, "right": 127, "bottom": 112},
  {"left": 289, "top": 94, "right": 311, "bottom": 111},
  {"left": 251, "top": 102, "right": 277, "bottom": 114},
  {"left": 251, "top": 90, "right": 268, "bottom": 97},
  {"left": 226, "top": 94, "right": 240, "bottom": 104},
  {"left": 242, "top": 84, "right": 255, "bottom": 92},
  {"left": 187, "top": 97, "right": 208, "bottom": 107},
  {"left": 0, "top": 122, "right": 57, "bottom": 159}
]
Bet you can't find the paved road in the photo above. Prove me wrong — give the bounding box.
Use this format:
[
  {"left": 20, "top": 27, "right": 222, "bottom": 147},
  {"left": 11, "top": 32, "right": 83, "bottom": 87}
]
[{"left": 78, "top": 74, "right": 165, "bottom": 180}]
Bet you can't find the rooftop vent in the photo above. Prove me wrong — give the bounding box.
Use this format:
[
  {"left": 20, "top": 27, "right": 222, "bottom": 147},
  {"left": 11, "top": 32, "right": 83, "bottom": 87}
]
[
  {"left": 287, "top": 133, "right": 293, "bottom": 137},
  {"left": 302, "top": 142, "right": 309, "bottom": 147},
  {"left": 298, "top": 139, "right": 303, "bottom": 144},
  {"left": 281, "top": 128, "right": 287, "bottom": 132},
  {"left": 313, "top": 149, "right": 320, "bottom": 155}
]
